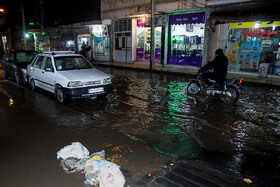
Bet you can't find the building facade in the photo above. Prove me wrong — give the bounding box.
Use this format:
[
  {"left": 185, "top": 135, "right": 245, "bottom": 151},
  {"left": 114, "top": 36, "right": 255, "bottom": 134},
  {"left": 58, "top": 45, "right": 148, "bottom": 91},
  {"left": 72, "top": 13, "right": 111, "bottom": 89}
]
[
  {"left": 101, "top": 0, "right": 210, "bottom": 67},
  {"left": 101, "top": 0, "right": 280, "bottom": 77}
]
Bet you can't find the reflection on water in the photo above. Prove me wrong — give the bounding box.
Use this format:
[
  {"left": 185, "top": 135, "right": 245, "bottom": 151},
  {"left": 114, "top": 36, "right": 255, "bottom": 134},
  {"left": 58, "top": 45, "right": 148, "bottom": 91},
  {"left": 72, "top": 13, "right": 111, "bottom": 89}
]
[
  {"left": 8, "top": 98, "right": 14, "bottom": 107},
  {"left": 94, "top": 68, "right": 280, "bottom": 185}
]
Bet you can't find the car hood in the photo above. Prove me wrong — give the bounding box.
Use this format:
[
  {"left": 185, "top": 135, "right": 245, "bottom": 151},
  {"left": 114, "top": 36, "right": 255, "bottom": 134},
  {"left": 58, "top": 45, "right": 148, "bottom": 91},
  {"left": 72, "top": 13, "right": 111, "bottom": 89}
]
[{"left": 58, "top": 68, "right": 110, "bottom": 81}]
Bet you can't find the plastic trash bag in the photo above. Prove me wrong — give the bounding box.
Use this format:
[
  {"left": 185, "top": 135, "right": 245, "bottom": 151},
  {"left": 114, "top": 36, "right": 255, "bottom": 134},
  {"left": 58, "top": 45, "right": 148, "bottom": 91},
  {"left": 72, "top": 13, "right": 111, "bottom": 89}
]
[
  {"left": 84, "top": 160, "right": 102, "bottom": 186},
  {"left": 57, "top": 142, "right": 89, "bottom": 160},
  {"left": 99, "top": 160, "right": 125, "bottom": 187},
  {"left": 84, "top": 160, "right": 125, "bottom": 187},
  {"left": 57, "top": 142, "right": 90, "bottom": 173},
  {"left": 56, "top": 142, "right": 125, "bottom": 186}
]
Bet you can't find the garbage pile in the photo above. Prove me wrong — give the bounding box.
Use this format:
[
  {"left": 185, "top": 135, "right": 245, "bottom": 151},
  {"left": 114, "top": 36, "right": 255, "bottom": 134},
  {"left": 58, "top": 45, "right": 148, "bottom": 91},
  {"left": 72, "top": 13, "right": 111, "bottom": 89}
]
[{"left": 57, "top": 142, "right": 125, "bottom": 186}]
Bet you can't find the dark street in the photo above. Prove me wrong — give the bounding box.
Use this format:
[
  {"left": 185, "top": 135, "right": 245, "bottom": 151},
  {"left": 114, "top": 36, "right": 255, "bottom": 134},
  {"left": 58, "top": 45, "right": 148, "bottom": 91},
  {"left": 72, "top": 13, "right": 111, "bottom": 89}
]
[{"left": 0, "top": 67, "right": 280, "bottom": 186}]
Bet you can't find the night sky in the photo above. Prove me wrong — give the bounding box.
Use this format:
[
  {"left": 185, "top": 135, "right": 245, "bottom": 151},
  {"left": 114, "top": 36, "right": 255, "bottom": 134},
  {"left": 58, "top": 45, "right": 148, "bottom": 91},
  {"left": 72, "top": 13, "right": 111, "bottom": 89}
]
[{"left": 0, "top": 0, "right": 100, "bottom": 29}]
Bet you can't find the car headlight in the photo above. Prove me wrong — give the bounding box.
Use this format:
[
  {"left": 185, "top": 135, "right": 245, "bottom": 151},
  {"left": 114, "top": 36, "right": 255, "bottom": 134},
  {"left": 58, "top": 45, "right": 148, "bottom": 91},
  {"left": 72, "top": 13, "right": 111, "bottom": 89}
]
[
  {"left": 67, "top": 81, "right": 84, "bottom": 87},
  {"left": 103, "top": 78, "right": 112, "bottom": 84}
]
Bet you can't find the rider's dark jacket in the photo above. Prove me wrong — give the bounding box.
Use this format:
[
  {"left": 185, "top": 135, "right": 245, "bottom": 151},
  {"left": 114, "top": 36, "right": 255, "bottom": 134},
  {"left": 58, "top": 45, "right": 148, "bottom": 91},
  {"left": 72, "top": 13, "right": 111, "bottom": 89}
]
[{"left": 200, "top": 54, "right": 228, "bottom": 83}]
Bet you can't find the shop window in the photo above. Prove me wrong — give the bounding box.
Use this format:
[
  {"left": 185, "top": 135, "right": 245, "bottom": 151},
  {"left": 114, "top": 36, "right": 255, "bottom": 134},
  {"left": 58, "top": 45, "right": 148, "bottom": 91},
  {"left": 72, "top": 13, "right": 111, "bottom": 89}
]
[
  {"left": 94, "top": 37, "right": 110, "bottom": 57},
  {"left": 167, "top": 13, "right": 205, "bottom": 66},
  {"left": 168, "top": 24, "right": 204, "bottom": 66},
  {"left": 226, "top": 21, "right": 280, "bottom": 75},
  {"left": 115, "top": 19, "right": 131, "bottom": 32}
]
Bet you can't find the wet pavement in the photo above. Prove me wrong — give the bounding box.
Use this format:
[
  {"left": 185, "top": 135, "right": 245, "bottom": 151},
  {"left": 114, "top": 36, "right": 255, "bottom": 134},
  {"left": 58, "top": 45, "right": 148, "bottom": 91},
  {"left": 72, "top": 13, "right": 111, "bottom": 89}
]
[{"left": 0, "top": 67, "right": 280, "bottom": 186}]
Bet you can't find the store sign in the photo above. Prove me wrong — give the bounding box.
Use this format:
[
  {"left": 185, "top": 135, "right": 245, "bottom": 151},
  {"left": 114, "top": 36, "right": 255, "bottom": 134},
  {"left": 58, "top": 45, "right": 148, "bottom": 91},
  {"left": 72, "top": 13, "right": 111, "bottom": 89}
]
[
  {"left": 244, "top": 28, "right": 279, "bottom": 37},
  {"left": 230, "top": 21, "right": 280, "bottom": 29},
  {"left": 89, "top": 25, "right": 109, "bottom": 37},
  {"left": 169, "top": 13, "right": 205, "bottom": 25},
  {"left": 137, "top": 18, "right": 145, "bottom": 27}
]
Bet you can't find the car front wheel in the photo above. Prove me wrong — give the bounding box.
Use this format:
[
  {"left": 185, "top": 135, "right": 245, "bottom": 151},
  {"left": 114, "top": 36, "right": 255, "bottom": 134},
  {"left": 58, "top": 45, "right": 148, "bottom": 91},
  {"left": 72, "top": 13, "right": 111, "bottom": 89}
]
[{"left": 56, "top": 88, "right": 65, "bottom": 104}]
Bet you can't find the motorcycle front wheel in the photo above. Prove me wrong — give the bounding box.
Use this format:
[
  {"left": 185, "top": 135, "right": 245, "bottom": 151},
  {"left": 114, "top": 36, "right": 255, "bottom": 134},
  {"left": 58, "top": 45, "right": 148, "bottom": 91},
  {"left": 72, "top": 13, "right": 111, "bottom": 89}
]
[
  {"left": 187, "top": 80, "right": 201, "bottom": 96},
  {"left": 220, "top": 85, "right": 239, "bottom": 103}
]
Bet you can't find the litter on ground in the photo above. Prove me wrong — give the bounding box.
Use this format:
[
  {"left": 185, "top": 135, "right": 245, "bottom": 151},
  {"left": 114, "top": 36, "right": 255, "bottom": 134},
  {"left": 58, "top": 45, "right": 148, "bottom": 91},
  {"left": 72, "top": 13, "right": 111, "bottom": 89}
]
[{"left": 57, "top": 142, "right": 125, "bottom": 186}]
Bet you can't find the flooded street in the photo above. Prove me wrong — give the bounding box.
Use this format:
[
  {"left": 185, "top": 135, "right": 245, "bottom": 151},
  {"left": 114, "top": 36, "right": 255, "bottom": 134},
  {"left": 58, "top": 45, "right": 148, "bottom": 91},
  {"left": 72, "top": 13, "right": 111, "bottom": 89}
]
[{"left": 0, "top": 67, "right": 279, "bottom": 186}]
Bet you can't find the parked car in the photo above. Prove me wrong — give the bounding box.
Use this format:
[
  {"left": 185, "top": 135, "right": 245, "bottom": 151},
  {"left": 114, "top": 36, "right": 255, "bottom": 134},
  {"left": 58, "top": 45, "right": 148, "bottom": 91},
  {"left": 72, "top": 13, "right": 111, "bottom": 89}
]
[
  {"left": 1, "top": 50, "right": 38, "bottom": 84},
  {"left": 26, "top": 51, "right": 113, "bottom": 103}
]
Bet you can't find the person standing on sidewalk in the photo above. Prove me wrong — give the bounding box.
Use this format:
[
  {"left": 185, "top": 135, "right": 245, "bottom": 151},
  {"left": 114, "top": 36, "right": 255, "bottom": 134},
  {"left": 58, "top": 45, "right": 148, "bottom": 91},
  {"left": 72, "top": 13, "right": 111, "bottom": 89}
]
[
  {"left": 80, "top": 42, "right": 87, "bottom": 58},
  {"left": 85, "top": 42, "right": 92, "bottom": 61}
]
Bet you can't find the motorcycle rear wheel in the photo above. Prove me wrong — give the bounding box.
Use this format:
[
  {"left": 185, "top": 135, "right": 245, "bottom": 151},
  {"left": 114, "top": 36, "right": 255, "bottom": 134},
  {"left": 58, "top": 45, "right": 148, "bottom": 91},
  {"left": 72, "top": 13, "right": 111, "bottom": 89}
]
[
  {"left": 220, "top": 85, "right": 239, "bottom": 103},
  {"left": 187, "top": 80, "right": 201, "bottom": 96}
]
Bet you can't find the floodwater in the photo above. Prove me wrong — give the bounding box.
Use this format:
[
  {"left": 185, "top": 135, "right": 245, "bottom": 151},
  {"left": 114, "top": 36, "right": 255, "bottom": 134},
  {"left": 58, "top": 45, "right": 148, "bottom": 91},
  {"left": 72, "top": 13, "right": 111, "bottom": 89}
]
[{"left": 0, "top": 67, "right": 279, "bottom": 186}]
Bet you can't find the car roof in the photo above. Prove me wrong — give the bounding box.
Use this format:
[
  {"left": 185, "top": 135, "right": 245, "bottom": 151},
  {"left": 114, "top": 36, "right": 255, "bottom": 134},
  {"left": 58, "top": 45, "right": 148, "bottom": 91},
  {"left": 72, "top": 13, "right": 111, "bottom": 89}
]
[{"left": 40, "top": 51, "right": 81, "bottom": 57}]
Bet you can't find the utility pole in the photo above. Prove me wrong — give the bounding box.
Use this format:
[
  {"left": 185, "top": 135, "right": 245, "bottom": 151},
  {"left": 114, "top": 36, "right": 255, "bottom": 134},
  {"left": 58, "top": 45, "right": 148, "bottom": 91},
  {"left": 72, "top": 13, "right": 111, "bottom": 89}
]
[
  {"left": 150, "top": 0, "right": 155, "bottom": 70},
  {"left": 20, "top": 0, "right": 26, "bottom": 49}
]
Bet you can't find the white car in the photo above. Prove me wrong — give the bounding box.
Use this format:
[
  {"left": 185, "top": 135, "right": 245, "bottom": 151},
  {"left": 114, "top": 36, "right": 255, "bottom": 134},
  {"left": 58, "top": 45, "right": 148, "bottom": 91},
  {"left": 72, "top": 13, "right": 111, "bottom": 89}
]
[{"left": 27, "top": 51, "right": 113, "bottom": 103}]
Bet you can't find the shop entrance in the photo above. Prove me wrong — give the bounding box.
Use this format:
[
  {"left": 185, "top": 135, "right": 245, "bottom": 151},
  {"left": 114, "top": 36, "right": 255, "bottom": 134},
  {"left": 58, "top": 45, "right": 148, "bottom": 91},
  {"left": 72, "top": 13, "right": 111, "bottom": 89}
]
[{"left": 136, "top": 18, "right": 161, "bottom": 63}]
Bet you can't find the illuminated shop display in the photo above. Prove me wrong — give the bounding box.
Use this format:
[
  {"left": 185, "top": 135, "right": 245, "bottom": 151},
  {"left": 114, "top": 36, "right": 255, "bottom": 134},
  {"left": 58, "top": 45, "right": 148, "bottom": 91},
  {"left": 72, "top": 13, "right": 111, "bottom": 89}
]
[
  {"left": 62, "top": 40, "right": 75, "bottom": 51},
  {"left": 78, "top": 34, "right": 91, "bottom": 53},
  {"left": 91, "top": 25, "right": 110, "bottom": 61},
  {"left": 226, "top": 21, "right": 280, "bottom": 75},
  {"left": 168, "top": 13, "right": 205, "bottom": 66},
  {"left": 136, "top": 18, "right": 161, "bottom": 63}
]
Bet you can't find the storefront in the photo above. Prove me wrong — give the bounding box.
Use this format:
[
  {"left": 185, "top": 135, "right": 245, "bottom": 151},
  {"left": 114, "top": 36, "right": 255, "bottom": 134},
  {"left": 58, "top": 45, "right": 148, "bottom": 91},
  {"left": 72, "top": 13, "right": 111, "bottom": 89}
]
[
  {"left": 89, "top": 25, "right": 110, "bottom": 62},
  {"left": 167, "top": 13, "right": 205, "bottom": 67},
  {"left": 136, "top": 18, "right": 162, "bottom": 63},
  {"left": 226, "top": 21, "right": 280, "bottom": 75},
  {"left": 77, "top": 34, "right": 91, "bottom": 53}
]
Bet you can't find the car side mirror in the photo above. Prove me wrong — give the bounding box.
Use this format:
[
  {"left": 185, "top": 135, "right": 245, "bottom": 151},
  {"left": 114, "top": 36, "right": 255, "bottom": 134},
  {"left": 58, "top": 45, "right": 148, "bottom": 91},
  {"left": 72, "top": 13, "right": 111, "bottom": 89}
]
[{"left": 45, "top": 67, "right": 54, "bottom": 72}]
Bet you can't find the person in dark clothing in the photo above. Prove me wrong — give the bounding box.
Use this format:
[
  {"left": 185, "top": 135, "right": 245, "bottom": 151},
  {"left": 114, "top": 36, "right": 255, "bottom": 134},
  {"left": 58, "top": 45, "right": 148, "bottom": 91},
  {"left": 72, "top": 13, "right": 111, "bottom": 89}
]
[
  {"left": 81, "top": 42, "right": 87, "bottom": 58},
  {"left": 200, "top": 48, "right": 228, "bottom": 87}
]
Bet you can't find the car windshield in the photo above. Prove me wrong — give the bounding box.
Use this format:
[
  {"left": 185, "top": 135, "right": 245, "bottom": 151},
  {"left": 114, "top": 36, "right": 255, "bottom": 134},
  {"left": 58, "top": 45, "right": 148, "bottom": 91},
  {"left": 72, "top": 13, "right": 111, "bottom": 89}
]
[
  {"left": 16, "top": 51, "right": 38, "bottom": 63},
  {"left": 54, "top": 56, "right": 94, "bottom": 71}
]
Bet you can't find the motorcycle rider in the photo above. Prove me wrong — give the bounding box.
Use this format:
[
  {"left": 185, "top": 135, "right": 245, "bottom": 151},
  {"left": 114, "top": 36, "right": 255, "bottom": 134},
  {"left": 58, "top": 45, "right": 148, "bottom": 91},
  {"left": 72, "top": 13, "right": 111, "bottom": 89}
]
[{"left": 199, "top": 48, "right": 228, "bottom": 89}]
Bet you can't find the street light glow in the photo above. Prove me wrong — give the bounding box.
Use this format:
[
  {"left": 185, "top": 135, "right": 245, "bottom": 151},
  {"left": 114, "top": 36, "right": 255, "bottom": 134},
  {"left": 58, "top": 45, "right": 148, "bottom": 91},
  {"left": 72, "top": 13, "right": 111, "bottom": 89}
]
[{"left": 0, "top": 9, "right": 4, "bottom": 12}]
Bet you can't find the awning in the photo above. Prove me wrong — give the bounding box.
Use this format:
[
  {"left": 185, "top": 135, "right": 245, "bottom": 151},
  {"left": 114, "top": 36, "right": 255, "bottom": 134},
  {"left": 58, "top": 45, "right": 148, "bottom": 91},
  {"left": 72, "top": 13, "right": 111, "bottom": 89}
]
[{"left": 169, "top": 13, "right": 205, "bottom": 25}]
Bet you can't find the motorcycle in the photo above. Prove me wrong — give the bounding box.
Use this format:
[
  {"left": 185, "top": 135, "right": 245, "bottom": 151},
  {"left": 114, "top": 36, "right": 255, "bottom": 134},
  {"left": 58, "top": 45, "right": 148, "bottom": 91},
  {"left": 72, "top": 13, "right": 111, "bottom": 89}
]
[{"left": 186, "top": 72, "right": 242, "bottom": 103}]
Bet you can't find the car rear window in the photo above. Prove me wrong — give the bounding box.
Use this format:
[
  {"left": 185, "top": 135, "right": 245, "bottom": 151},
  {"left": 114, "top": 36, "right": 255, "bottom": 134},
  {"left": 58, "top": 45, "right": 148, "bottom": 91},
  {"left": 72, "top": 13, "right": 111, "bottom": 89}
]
[
  {"left": 16, "top": 52, "right": 38, "bottom": 63},
  {"left": 54, "top": 56, "right": 94, "bottom": 71}
]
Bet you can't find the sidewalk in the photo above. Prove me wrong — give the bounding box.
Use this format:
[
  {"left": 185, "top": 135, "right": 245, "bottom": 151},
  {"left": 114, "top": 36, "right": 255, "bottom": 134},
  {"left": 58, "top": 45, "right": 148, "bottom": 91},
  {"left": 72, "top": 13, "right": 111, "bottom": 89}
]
[{"left": 93, "top": 61, "right": 280, "bottom": 87}]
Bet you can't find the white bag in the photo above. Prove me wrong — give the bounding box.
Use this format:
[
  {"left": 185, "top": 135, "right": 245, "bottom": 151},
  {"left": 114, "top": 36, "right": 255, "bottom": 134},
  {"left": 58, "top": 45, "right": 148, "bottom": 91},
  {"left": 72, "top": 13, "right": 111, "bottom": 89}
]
[
  {"left": 99, "top": 160, "right": 125, "bottom": 187},
  {"left": 84, "top": 160, "right": 125, "bottom": 187},
  {"left": 56, "top": 142, "right": 89, "bottom": 160}
]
